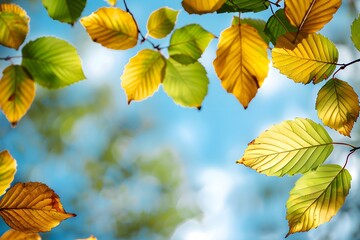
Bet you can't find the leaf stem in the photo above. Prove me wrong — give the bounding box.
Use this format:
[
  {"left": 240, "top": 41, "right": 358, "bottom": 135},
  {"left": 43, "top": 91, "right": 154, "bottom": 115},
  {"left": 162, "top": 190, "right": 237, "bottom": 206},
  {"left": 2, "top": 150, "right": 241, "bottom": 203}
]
[
  {"left": 333, "top": 58, "right": 360, "bottom": 78},
  {"left": 267, "top": 0, "right": 281, "bottom": 7},
  {"left": 332, "top": 142, "right": 357, "bottom": 149}
]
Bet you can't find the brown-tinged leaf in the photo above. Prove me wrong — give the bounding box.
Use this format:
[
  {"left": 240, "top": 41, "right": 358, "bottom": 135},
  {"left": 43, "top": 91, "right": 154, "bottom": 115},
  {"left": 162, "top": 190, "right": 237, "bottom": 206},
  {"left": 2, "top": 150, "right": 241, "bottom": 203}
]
[
  {"left": 0, "top": 151, "right": 17, "bottom": 197},
  {"left": 0, "top": 182, "right": 76, "bottom": 233},
  {"left": 0, "top": 229, "right": 41, "bottom": 240}
]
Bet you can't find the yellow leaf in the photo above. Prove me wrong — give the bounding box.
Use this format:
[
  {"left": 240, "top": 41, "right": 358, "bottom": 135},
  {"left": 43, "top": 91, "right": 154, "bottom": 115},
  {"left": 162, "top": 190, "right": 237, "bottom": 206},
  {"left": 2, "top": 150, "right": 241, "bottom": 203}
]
[
  {"left": 0, "top": 3, "right": 29, "bottom": 49},
  {"left": 0, "top": 151, "right": 17, "bottom": 196},
  {"left": 272, "top": 33, "right": 338, "bottom": 84},
  {"left": 147, "top": 7, "right": 178, "bottom": 39},
  {"left": 0, "top": 65, "right": 35, "bottom": 127},
  {"left": 182, "top": 0, "right": 226, "bottom": 14},
  {"left": 80, "top": 7, "right": 138, "bottom": 50},
  {"left": 76, "top": 236, "right": 97, "bottom": 240},
  {"left": 213, "top": 24, "right": 269, "bottom": 108},
  {"left": 0, "top": 182, "right": 76, "bottom": 233},
  {"left": 284, "top": 0, "right": 341, "bottom": 34},
  {"left": 104, "top": 0, "right": 116, "bottom": 6},
  {"left": 0, "top": 229, "right": 41, "bottom": 240},
  {"left": 121, "top": 49, "right": 166, "bottom": 103},
  {"left": 316, "top": 78, "right": 359, "bottom": 137}
]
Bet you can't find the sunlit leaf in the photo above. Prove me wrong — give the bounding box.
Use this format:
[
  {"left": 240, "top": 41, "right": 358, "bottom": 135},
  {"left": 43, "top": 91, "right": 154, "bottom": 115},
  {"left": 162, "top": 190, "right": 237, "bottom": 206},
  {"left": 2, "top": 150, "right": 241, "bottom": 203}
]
[
  {"left": 0, "top": 65, "right": 35, "bottom": 127},
  {"left": 76, "top": 236, "right": 97, "bottom": 240},
  {"left": 163, "top": 59, "right": 208, "bottom": 108},
  {"left": 80, "top": 7, "right": 138, "bottom": 50},
  {"left": 232, "top": 17, "right": 269, "bottom": 44},
  {"left": 0, "top": 182, "right": 76, "bottom": 233},
  {"left": 284, "top": 0, "right": 341, "bottom": 34},
  {"left": 147, "top": 7, "right": 178, "bottom": 39},
  {"left": 0, "top": 229, "right": 41, "bottom": 240},
  {"left": 42, "top": 0, "right": 86, "bottom": 24},
  {"left": 238, "top": 118, "right": 334, "bottom": 176},
  {"left": 264, "top": 9, "right": 297, "bottom": 45},
  {"left": 182, "top": 0, "right": 226, "bottom": 14},
  {"left": 213, "top": 24, "right": 269, "bottom": 108},
  {"left": 121, "top": 49, "right": 166, "bottom": 103},
  {"left": 105, "top": 0, "right": 117, "bottom": 6},
  {"left": 168, "top": 24, "right": 215, "bottom": 65},
  {"left": 272, "top": 33, "right": 338, "bottom": 84},
  {"left": 0, "top": 151, "right": 16, "bottom": 196},
  {"left": 0, "top": 3, "right": 29, "bottom": 49},
  {"left": 351, "top": 14, "right": 360, "bottom": 51},
  {"left": 286, "top": 164, "right": 351, "bottom": 237},
  {"left": 316, "top": 78, "right": 359, "bottom": 137},
  {"left": 21, "top": 37, "right": 86, "bottom": 89},
  {"left": 217, "top": 0, "right": 269, "bottom": 13}
]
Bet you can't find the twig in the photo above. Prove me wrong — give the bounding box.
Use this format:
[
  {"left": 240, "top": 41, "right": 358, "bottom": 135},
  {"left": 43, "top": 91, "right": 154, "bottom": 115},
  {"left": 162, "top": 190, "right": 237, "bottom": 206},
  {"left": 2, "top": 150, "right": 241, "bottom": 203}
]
[{"left": 333, "top": 58, "right": 360, "bottom": 78}]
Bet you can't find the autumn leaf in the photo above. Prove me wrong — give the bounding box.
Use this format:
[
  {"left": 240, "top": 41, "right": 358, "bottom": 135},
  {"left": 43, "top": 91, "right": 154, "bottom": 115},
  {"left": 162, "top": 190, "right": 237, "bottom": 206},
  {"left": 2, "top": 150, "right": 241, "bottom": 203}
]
[
  {"left": 272, "top": 33, "right": 338, "bottom": 84},
  {"left": 182, "top": 0, "right": 226, "bottom": 14},
  {"left": 0, "top": 151, "right": 16, "bottom": 196},
  {"left": 0, "top": 182, "right": 76, "bottom": 233},
  {"left": 238, "top": 118, "right": 334, "bottom": 176},
  {"left": 0, "top": 3, "right": 29, "bottom": 49},
  {"left": 147, "top": 7, "right": 178, "bottom": 39},
  {"left": 217, "top": 0, "right": 269, "bottom": 13},
  {"left": 232, "top": 17, "right": 269, "bottom": 44},
  {"left": 42, "top": 0, "right": 86, "bottom": 24},
  {"left": 0, "top": 229, "right": 41, "bottom": 240},
  {"left": 121, "top": 49, "right": 166, "bottom": 103},
  {"left": 0, "top": 65, "right": 35, "bottom": 127},
  {"left": 264, "top": 9, "right": 297, "bottom": 45},
  {"left": 316, "top": 78, "right": 359, "bottom": 137},
  {"left": 105, "top": 0, "right": 117, "bottom": 6},
  {"left": 76, "top": 236, "right": 97, "bottom": 240},
  {"left": 286, "top": 164, "right": 351, "bottom": 237},
  {"left": 80, "top": 7, "right": 138, "bottom": 50},
  {"left": 213, "top": 23, "right": 269, "bottom": 108},
  {"left": 351, "top": 14, "right": 360, "bottom": 52}
]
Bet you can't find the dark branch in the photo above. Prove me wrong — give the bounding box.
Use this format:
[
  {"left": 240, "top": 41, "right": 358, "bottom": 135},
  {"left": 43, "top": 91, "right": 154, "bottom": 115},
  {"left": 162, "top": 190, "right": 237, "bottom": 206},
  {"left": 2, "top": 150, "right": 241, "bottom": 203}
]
[{"left": 333, "top": 58, "right": 360, "bottom": 78}]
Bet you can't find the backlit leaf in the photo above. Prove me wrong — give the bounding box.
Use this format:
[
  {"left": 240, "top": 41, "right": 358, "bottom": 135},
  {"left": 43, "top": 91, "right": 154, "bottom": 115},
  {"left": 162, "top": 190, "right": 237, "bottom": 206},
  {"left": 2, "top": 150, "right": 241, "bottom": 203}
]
[
  {"left": 76, "top": 236, "right": 97, "bottom": 240},
  {"left": 351, "top": 14, "right": 360, "bottom": 51},
  {"left": 182, "top": 0, "right": 226, "bottom": 14},
  {"left": 0, "top": 151, "right": 16, "bottom": 196},
  {"left": 0, "top": 182, "right": 76, "bottom": 233},
  {"left": 80, "top": 7, "right": 138, "bottom": 50},
  {"left": 264, "top": 9, "right": 297, "bottom": 45},
  {"left": 147, "top": 7, "right": 178, "bottom": 39},
  {"left": 0, "top": 229, "right": 41, "bottom": 240},
  {"left": 232, "top": 17, "right": 269, "bottom": 44},
  {"left": 213, "top": 24, "right": 269, "bottom": 108},
  {"left": 163, "top": 59, "right": 208, "bottom": 108},
  {"left": 286, "top": 164, "right": 351, "bottom": 237},
  {"left": 0, "top": 3, "right": 29, "bottom": 49},
  {"left": 105, "top": 0, "right": 117, "bottom": 6},
  {"left": 316, "top": 78, "right": 359, "bottom": 137},
  {"left": 22, "top": 37, "right": 85, "bottom": 89},
  {"left": 217, "top": 0, "right": 269, "bottom": 13},
  {"left": 272, "top": 33, "right": 338, "bottom": 84},
  {"left": 42, "top": 0, "right": 86, "bottom": 24},
  {"left": 238, "top": 118, "right": 333, "bottom": 176},
  {"left": 0, "top": 65, "right": 35, "bottom": 127},
  {"left": 284, "top": 0, "right": 341, "bottom": 34},
  {"left": 168, "top": 24, "right": 215, "bottom": 65},
  {"left": 121, "top": 49, "right": 166, "bottom": 103}
]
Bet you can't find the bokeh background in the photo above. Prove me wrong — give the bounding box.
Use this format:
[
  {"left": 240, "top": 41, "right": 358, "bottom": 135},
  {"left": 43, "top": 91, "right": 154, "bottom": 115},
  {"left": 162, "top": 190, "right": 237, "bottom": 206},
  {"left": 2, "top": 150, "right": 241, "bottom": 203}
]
[{"left": 1, "top": 0, "right": 360, "bottom": 239}]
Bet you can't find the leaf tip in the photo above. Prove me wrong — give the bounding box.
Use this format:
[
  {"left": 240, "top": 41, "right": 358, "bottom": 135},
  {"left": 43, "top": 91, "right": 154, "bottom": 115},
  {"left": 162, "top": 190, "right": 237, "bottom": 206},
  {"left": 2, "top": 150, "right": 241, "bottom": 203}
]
[
  {"left": 127, "top": 99, "right": 132, "bottom": 105},
  {"left": 11, "top": 121, "right": 18, "bottom": 128}
]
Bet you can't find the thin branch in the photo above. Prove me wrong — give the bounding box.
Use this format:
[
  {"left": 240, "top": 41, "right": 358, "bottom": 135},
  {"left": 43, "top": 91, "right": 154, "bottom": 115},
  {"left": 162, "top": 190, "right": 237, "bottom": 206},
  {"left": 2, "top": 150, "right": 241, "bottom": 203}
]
[
  {"left": 333, "top": 58, "right": 360, "bottom": 78},
  {"left": 267, "top": 0, "right": 281, "bottom": 7},
  {"left": 0, "top": 56, "right": 21, "bottom": 61},
  {"left": 332, "top": 142, "right": 357, "bottom": 149}
]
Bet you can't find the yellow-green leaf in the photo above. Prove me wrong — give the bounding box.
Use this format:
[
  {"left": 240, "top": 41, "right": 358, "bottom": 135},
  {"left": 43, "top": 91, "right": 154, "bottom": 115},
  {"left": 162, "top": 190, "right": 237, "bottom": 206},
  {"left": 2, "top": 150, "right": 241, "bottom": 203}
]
[
  {"left": 232, "top": 17, "right": 270, "bottom": 44},
  {"left": 351, "top": 14, "right": 360, "bottom": 52},
  {"left": 0, "top": 151, "right": 16, "bottom": 197},
  {"left": 264, "top": 9, "right": 297, "bottom": 45},
  {"left": 80, "top": 7, "right": 138, "bottom": 50},
  {"left": 0, "top": 65, "right": 35, "bottom": 127},
  {"left": 0, "top": 182, "right": 76, "bottom": 233},
  {"left": 105, "top": 0, "right": 117, "bottom": 6},
  {"left": 0, "top": 3, "right": 29, "bottom": 49},
  {"left": 0, "top": 229, "right": 41, "bottom": 240},
  {"left": 168, "top": 24, "right": 215, "bottom": 65},
  {"left": 42, "top": 0, "right": 86, "bottom": 24},
  {"left": 272, "top": 33, "right": 338, "bottom": 84},
  {"left": 21, "top": 37, "right": 86, "bottom": 89},
  {"left": 121, "top": 49, "right": 166, "bottom": 103},
  {"left": 217, "top": 0, "right": 269, "bottom": 13},
  {"left": 286, "top": 164, "right": 351, "bottom": 237},
  {"left": 284, "top": 0, "right": 341, "bottom": 34},
  {"left": 147, "top": 7, "right": 178, "bottom": 39},
  {"left": 182, "top": 0, "right": 226, "bottom": 14},
  {"left": 316, "top": 78, "right": 359, "bottom": 137},
  {"left": 213, "top": 24, "right": 269, "bottom": 108},
  {"left": 238, "top": 118, "right": 333, "bottom": 176},
  {"left": 163, "top": 59, "right": 208, "bottom": 108}
]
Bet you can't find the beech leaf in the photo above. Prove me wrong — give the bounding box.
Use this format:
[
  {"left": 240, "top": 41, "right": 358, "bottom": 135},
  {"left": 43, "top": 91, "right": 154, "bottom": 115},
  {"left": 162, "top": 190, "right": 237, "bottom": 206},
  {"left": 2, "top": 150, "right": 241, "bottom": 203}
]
[
  {"left": 182, "top": 0, "right": 226, "bottom": 14},
  {"left": 217, "top": 0, "right": 269, "bottom": 13},
  {"left": 0, "top": 151, "right": 17, "bottom": 196},
  {"left": 0, "top": 229, "right": 41, "bottom": 240},
  {"left": 264, "top": 9, "right": 297, "bottom": 45},
  {"left": 232, "top": 17, "right": 269, "bottom": 44},
  {"left": 42, "top": 0, "right": 86, "bottom": 24},
  {"left": 351, "top": 14, "right": 360, "bottom": 52},
  {"left": 147, "top": 7, "right": 178, "bottom": 39}
]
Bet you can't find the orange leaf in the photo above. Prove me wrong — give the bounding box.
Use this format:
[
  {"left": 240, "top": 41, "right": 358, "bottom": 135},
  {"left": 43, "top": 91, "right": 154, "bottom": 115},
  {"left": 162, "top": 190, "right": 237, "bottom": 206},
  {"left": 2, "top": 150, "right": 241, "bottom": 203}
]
[
  {"left": 0, "top": 182, "right": 76, "bottom": 233},
  {"left": 77, "top": 236, "right": 97, "bottom": 240},
  {"left": 0, "top": 229, "right": 41, "bottom": 240},
  {"left": 0, "top": 150, "right": 17, "bottom": 196}
]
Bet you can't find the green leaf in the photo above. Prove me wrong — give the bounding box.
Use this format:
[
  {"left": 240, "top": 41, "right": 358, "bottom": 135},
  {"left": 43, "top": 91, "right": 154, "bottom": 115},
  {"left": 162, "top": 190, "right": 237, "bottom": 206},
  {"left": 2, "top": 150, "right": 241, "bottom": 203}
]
[
  {"left": 0, "top": 3, "right": 29, "bottom": 50},
  {"left": 217, "top": 0, "right": 269, "bottom": 13},
  {"left": 147, "top": 7, "right": 179, "bottom": 39},
  {"left": 232, "top": 17, "right": 269, "bottom": 44},
  {"left": 42, "top": 0, "right": 86, "bottom": 24},
  {"left": 264, "top": 9, "right": 297, "bottom": 45},
  {"left": 316, "top": 78, "right": 359, "bottom": 137},
  {"left": 168, "top": 24, "right": 215, "bottom": 65},
  {"left": 238, "top": 118, "right": 334, "bottom": 176},
  {"left": 351, "top": 14, "right": 360, "bottom": 52},
  {"left": 163, "top": 59, "right": 208, "bottom": 108},
  {"left": 0, "top": 150, "right": 17, "bottom": 197},
  {"left": 286, "top": 164, "right": 351, "bottom": 237},
  {"left": 21, "top": 37, "right": 86, "bottom": 89}
]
